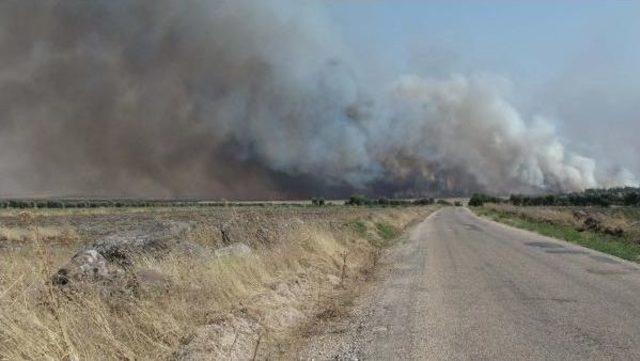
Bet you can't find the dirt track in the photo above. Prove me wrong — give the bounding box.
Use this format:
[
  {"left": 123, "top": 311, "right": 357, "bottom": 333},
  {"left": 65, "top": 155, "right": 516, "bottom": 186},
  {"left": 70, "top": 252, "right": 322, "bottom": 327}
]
[{"left": 298, "top": 207, "right": 640, "bottom": 360}]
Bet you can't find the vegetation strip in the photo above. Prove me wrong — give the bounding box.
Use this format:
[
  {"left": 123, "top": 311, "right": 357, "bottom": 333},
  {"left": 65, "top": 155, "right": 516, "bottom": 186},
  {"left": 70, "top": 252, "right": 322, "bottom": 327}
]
[
  {"left": 473, "top": 206, "right": 640, "bottom": 262},
  {"left": 0, "top": 195, "right": 444, "bottom": 210},
  {"left": 469, "top": 187, "right": 640, "bottom": 207}
]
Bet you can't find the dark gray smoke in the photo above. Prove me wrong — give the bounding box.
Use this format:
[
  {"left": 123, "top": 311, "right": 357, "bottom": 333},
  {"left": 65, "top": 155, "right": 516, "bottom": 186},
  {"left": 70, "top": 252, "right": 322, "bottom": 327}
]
[{"left": 0, "top": 0, "right": 635, "bottom": 199}]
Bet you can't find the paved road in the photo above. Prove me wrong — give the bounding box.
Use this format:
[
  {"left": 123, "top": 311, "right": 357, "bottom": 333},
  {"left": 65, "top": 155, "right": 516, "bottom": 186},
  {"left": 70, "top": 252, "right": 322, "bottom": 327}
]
[{"left": 300, "top": 207, "right": 640, "bottom": 360}]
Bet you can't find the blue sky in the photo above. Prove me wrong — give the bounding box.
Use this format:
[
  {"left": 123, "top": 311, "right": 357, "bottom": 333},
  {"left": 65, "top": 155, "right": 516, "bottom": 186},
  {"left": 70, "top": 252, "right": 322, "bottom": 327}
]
[
  {"left": 326, "top": 1, "right": 639, "bottom": 81},
  {"left": 326, "top": 0, "right": 640, "bottom": 174}
]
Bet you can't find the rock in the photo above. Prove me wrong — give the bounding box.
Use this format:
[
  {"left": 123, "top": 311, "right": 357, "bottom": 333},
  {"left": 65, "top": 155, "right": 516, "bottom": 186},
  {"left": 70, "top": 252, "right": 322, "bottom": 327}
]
[
  {"left": 583, "top": 217, "right": 601, "bottom": 231},
  {"left": 89, "top": 236, "right": 136, "bottom": 266},
  {"left": 604, "top": 227, "right": 624, "bottom": 237},
  {"left": 52, "top": 249, "right": 116, "bottom": 285},
  {"left": 573, "top": 210, "right": 588, "bottom": 219},
  {"left": 52, "top": 220, "right": 199, "bottom": 286}
]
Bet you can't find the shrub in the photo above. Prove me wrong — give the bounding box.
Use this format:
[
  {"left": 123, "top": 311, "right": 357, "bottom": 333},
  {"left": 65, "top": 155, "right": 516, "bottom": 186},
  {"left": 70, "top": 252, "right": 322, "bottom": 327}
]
[
  {"left": 46, "top": 200, "right": 64, "bottom": 208},
  {"left": 345, "top": 195, "right": 373, "bottom": 206},
  {"left": 375, "top": 222, "right": 399, "bottom": 241},
  {"left": 413, "top": 198, "right": 434, "bottom": 206},
  {"left": 624, "top": 192, "right": 640, "bottom": 206},
  {"left": 469, "top": 193, "right": 502, "bottom": 207}
]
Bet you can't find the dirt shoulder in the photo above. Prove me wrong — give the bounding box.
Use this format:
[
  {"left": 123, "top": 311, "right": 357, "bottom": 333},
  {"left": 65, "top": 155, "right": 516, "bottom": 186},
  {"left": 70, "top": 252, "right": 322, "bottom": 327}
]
[{"left": 286, "top": 209, "right": 441, "bottom": 360}]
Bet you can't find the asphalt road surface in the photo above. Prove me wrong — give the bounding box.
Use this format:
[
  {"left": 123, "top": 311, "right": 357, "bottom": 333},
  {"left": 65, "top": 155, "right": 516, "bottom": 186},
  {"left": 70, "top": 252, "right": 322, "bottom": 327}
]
[{"left": 300, "top": 207, "right": 640, "bottom": 360}]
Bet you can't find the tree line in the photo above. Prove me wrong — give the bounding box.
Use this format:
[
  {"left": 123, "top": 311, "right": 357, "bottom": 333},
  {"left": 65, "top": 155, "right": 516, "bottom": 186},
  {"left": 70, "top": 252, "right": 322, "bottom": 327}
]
[
  {"left": 344, "top": 195, "right": 436, "bottom": 206},
  {"left": 344, "top": 195, "right": 461, "bottom": 207},
  {"left": 0, "top": 196, "right": 445, "bottom": 209},
  {"left": 0, "top": 199, "right": 302, "bottom": 209},
  {"left": 469, "top": 187, "right": 640, "bottom": 207}
]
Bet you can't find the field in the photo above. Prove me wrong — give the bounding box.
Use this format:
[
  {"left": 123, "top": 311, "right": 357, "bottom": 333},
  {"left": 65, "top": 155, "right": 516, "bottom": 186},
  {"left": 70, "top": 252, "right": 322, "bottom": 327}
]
[
  {"left": 0, "top": 204, "right": 436, "bottom": 360},
  {"left": 474, "top": 203, "right": 640, "bottom": 261}
]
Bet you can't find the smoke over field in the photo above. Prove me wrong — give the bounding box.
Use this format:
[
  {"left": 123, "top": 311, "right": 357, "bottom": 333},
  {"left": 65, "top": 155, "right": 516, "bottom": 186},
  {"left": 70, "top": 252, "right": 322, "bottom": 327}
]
[{"left": 0, "top": 0, "right": 635, "bottom": 198}]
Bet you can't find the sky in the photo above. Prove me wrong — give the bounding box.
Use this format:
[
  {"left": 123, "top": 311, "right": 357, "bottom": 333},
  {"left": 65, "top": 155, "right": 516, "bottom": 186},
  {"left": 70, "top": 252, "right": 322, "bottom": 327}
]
[{"left": 326, "top": 0, "right": 640, "bottom": 176}]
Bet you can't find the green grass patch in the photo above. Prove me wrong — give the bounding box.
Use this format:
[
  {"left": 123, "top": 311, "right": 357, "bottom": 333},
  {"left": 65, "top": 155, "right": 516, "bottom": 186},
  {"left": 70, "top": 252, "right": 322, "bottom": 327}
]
[
  {"left": 348, "top": 220, "right": 368, "bottom": 238},
  {"left": 474, "top": 207, "right": 640, "bottom": 262},
  {"left": 374, "top": 222, "right": 401, "bottom": 247},
  {"left": 347, "top": 220, "right": 402, "bottom": 248},
  {"left": 375, "top": 222, "right": 399, "bottom": 241}
]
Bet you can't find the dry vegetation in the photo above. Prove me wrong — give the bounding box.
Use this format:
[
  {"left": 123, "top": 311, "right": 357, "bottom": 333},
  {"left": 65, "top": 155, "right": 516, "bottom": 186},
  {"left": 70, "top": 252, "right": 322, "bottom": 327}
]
[
  {"left": 0, "top": 225, "right": 78, "bottom": 244},
  {"left": 475, "top": 203, "right": 640, "bottom": 261},
  {"left": 481, "top": 203, "right": 640, "bottom": 240},
  {"left": 0, "top": 205, "right": 435, "bottom": 360}
]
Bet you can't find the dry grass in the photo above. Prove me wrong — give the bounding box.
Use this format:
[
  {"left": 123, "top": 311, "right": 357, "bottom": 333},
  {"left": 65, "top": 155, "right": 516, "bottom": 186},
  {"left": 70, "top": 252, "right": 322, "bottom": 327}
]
[
  {"left": 0, "top": 206, "right": 433, "bottom": 360},
  {"left": 482, "top": 203, "right": 640, "bottom": 240},
  {"left": 475, "top": 204, "right": 640, "bottom": 262},
  {"left": 0, "top": 225, "right": 78, "bottom": 245}
]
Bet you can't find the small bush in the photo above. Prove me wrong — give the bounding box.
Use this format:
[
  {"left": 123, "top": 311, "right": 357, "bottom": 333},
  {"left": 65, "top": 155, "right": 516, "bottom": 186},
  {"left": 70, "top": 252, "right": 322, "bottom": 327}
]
[
  {"left": 349, "top": 220, "right": 368, "bottom": 237},
  {"left": 624, "top": 192, "right": 640, "bottom": 206},
  {"left": 375, "top": 222, "right": 399, "bottom": 241},
  {"left": 413, "top": 198, "right": 434, "bottom": 206},
  {"left": 345, "top": 195, "right": 373, "bottom": 206},
  {"left": 469, "top": 193, "right": 502, "bottom": 207}
]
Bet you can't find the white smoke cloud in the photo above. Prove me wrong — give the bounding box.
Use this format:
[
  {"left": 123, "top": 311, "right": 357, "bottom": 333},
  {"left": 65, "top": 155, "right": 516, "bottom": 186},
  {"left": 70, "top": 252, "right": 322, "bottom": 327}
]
[
  {"left": 374, "top": 74, "right": 609, "bottom": 193},
  {"left": 0, "top": 0, "right": 634, "bottom": 198}
]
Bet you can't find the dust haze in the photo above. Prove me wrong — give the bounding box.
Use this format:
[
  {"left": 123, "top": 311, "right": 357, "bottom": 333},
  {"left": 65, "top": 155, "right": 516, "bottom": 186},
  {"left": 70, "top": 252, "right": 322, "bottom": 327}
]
[{"left": 0, "top": 0, "right": 635, "bottom": 198}]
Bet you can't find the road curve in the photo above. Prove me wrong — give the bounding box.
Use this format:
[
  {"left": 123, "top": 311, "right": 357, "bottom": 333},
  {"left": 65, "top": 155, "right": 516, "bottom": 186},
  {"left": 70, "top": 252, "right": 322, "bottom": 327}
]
[{"left": 299, "top": 207, "right": 640, "bottom": 360}]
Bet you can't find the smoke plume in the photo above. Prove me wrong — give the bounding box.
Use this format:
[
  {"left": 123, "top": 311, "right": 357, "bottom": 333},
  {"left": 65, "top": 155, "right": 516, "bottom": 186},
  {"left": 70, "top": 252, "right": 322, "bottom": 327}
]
[{"left": 0, "top": 0, "right": 634, "bottom": 198}]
